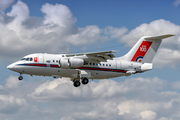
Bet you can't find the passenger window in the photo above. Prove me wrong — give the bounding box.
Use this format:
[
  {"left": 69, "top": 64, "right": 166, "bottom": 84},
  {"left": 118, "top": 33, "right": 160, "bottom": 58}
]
[
  {"left": 90, "top": 63, "right": 91, "bottom": 65},
  {"left": 109, "top": 64, "right": 111, "bottom": 67},
  {"left": 103, "top": 64, "right": 105, "bottom": 66},
  {"left": 53, "top": 60, "right": 55, "bottom": 62},
  {"left": 93, "top": 63, "right": 95, "bottom": 65},
  {"left": 56, "top": 60, "right": 58, "bottom": 63},
  {"left": 100, "top": 64, "right": 101, "bottom": 66},
  {"left": 106, "top": 64, "right": 108, "bottom": 66},
  {"left": 96, "top": 64, "right": 98, "bottom": 66}
]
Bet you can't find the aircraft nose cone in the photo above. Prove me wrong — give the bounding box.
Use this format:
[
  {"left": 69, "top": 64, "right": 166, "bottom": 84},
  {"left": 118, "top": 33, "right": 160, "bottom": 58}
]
[{"left": 7, "top": 64, "right": 14, "bottom": 70}]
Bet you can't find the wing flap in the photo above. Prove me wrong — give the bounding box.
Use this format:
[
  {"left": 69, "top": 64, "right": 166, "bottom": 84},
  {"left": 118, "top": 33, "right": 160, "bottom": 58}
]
[{"left": 66, "top": 50, "right": 117, "bottom": 63}]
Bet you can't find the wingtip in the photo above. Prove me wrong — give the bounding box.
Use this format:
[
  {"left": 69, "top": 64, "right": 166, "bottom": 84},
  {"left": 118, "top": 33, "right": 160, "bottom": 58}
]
[{"left": 110, "top": 50, "right": 117, "bottom": 53}]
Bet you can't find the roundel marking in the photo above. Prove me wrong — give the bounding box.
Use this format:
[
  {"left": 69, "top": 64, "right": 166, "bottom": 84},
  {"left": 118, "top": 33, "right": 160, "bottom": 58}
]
[{"left": 135, "top": 56, "right": 143, "bottom": 62}]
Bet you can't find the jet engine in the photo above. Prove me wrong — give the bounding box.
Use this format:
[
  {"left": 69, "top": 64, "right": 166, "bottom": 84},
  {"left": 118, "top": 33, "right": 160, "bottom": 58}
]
[
  {"left": 69, "top": 58, "right": 84, "bottom": 67},
  {"left": 59, "top": 58, "right": 84, "bottom": 68},
  {"left": 59, "top": 59, "right": 69, "bottom": 68}
]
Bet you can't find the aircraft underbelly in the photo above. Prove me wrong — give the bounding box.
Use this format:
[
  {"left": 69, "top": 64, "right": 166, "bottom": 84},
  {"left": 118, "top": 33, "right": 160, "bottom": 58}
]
[
  {"left": 24, "top": 66, "right": 126, "bottom": 79},
  {"left": 89, "top": 70, "right": 126, "bottom": 79},
  {"left": 24, "top": 66, "right": 78, "bottom": 77}
]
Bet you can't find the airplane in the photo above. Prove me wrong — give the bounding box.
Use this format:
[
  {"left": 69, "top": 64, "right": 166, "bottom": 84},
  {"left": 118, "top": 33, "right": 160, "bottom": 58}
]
[{"left": 7, "top": 34, "right": 174, "bottom": 87}]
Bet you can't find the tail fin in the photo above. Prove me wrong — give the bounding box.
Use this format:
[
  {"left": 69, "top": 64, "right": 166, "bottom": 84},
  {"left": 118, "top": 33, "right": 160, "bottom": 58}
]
[{"left": 121, "top": 34, "right": 174, "bottom": 63}]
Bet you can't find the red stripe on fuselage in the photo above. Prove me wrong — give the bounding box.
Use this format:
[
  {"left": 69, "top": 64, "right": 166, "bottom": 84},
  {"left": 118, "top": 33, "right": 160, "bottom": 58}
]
[
  {"left": 112, "top": 69, "right": 127, "bottom": 73},
  {"left": 22, "top": 64, "right": 127, "bottom": 73},
  {"left": 77, "top": 67, "right": 127, "bottom": 73},
  {"left": 50, "top": 64, "right": 59, "bottom": 68},
  {"left": 131, "top": 41, "right": 152, "bottom": 62},
  {"left": 25, "top": 64, "right": 47, "bottom": 67}
]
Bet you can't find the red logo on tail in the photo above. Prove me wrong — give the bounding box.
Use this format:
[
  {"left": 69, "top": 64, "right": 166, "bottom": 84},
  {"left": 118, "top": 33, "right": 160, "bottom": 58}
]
[
  {"left": 140, "top": 45, "right": 147, "bottom": 52},
  {"left": 131, "top": 41, "right": 152, "bottom": 62}
]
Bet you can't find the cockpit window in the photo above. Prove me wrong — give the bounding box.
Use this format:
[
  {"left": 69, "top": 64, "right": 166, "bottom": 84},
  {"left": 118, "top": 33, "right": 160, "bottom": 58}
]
[
  {"left": 21, "top": 57, "right": 33, "bottom": 61},
  {"left": 21, "top": 58, "right": 25, "bottom": 61}
]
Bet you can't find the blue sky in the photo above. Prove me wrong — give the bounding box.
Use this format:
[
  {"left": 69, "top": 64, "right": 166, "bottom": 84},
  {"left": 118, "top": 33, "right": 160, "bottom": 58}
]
[
  {"left": 1, "top": 0, "right": 180, "bottom": 120},
  {"left": 6, "top": 0, "right": 180, "bottom": 28},
  {"left": 13, "top": 0, "right": 180, "bottom": 29}
]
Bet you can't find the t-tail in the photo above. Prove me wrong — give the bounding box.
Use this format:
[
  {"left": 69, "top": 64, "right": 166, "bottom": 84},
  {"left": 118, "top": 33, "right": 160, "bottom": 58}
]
[{"left": 120, "top": 34, "right": 174, "bottom": 71}]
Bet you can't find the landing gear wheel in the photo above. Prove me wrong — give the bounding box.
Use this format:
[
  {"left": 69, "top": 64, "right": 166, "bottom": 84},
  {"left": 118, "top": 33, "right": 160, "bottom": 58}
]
[
  {"left": 82, "top": 78, "right": 89, "bottom": 85},
  {"left": 18, "top": 76, "right": 23, "bottom": 81},
  {"left": 74, "top": 81, "right": 81, "bottom": 87}
]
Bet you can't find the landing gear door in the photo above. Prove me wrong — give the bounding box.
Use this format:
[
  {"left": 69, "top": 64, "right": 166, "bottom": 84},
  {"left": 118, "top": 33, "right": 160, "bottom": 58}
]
[{"left": 38, "top": 55, "right": 44, "bottom": 63}]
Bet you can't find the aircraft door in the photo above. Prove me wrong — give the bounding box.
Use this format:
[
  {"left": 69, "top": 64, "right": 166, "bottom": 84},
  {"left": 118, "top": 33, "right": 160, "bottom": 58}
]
[
  {"left": 36, "top": 55, "right": 45, "bottom": 74},
  {"left": 38, "top": 55, "right": 44, "bottom": 63}
]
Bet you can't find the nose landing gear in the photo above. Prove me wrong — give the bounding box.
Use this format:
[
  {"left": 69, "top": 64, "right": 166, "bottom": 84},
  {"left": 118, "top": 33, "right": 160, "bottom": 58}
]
[
  {"left": 18, "top": 76, "right": 23, "bottom": 80},
  {"left": 18, "top": 74, "right": 23, "bottom": 81}
]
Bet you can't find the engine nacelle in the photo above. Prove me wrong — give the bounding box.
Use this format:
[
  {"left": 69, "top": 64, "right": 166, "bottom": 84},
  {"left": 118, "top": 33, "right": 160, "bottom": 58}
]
[
  {"left": 59, "top": 58, "right": 84, "bottom": 68},
  {"left": 69, "top": 58, "right": 84, "bottom": 67},
  {"left": 59, "top": 59, "right": 69, "bottom": 68}
]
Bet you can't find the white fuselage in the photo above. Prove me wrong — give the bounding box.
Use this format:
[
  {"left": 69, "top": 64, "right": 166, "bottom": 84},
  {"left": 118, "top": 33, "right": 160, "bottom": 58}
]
[{"left": 7, "top": 53, "right": 142, "bottom": 79}]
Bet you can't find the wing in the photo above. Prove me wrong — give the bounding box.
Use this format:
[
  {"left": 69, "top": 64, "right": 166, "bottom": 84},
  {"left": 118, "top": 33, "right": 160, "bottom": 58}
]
[{"left": 66, "top": 50, "right": 117, "bottom": 63}]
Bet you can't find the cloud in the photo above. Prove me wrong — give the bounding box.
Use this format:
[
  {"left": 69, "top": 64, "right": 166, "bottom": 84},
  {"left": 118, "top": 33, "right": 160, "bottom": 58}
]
[
  {"left": 153, "top": 48, "right": 180, "bottom": 68},
  {"left": 118, "top": 19, "right": 180, "bottom": 68},
  {"left": 0, "top": 1, "right": 107, "bottom": 61},
  {"left": 118, "top": 100, "right": 158, "bottom": 119},
  {"left": 27, "top": 77, "right": 180, "bottom": 120},
  {"left": 0, "top": 95, "right": 26, "bottom": 114},
  {"left": 0, "top": 75, "right": 180, "bottom": 120},
  {"left": 140, "top": 110, "right": 157, "bottom": 120},
  {"left": 66, "top": 25, "right": 103, "bottom": 45},
  {"left": 173, "top": 0, "right": 180, "bottom": 6},
  {"left": 5, "top": 75, "right": 21, "bottom": 88},
  {"left": 104, "top": 26, "right": 128, "bottom": 39},
  {"left": 0, "top": 1, "right": 75, "bottom": 59},
  {"left": 28, "top": 78, "right": 129, "bottom": 101},
  {"left": 29, "top": 77, "right": 165, "bottom": 102},
  {"left": 120, "top": 19, "right": 180, "bottom": 47},
  {"left": 41, "top": 3, "right": 76, "bottom": 28},
  {"left": 0, "top": 0, "right": 14, "bottom": 11},
  {"left": 171, "top": 81, "right": 180, "bottom": 89}
]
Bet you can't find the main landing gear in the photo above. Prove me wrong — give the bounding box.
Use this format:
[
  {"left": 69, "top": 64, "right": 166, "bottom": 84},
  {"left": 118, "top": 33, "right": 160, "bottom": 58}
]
[
  {"left": 18, "top": 74, "right": 23, "bottom": 81},
  {"left": 72, "top": 70, "right": 89, "bottom": 87},
  {"left": 73, "top": 77, "right": 89, "bottom": 87}
]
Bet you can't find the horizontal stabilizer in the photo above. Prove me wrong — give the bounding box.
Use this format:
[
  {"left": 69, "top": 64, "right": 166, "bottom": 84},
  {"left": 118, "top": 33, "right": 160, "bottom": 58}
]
[{"left": 145, "top": 34, "right": 175, "bottom": 40}]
